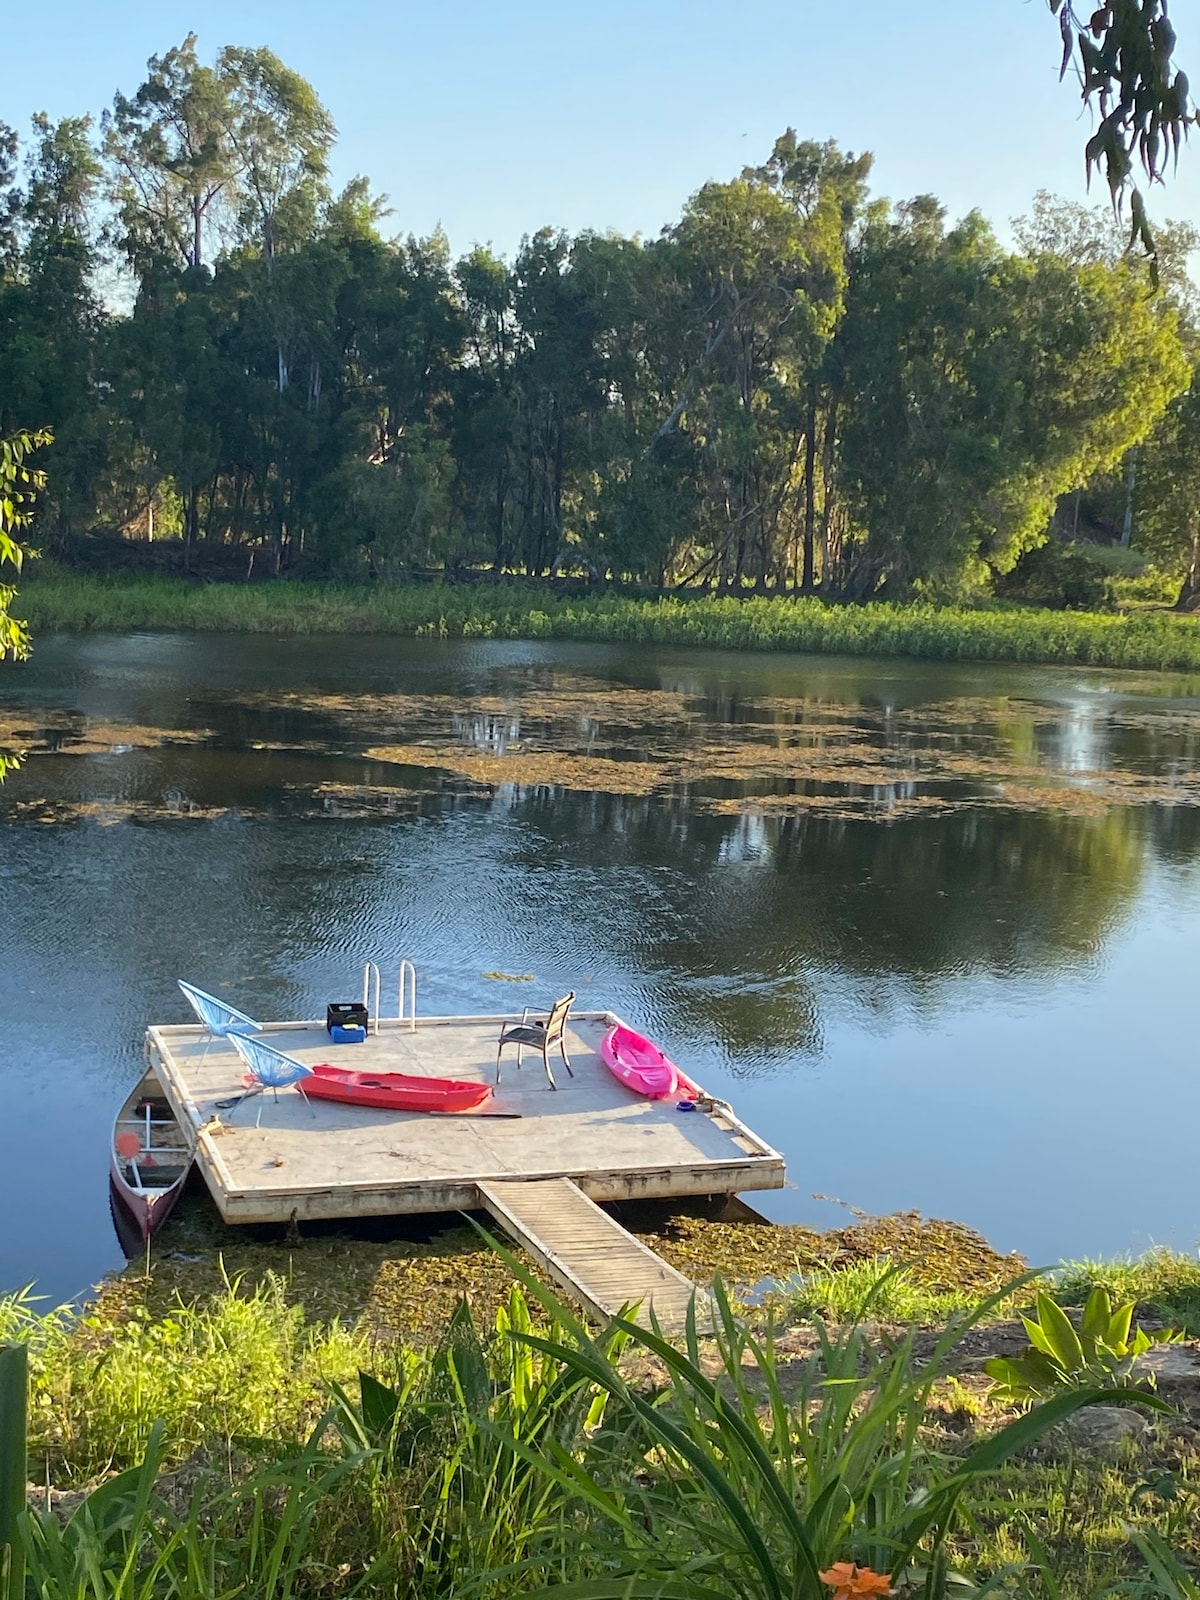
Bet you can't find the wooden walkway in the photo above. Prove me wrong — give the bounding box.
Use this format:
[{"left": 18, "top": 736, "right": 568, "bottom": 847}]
[{"left": 478, "top": 1176, "right": 710, "bottom": 1332}]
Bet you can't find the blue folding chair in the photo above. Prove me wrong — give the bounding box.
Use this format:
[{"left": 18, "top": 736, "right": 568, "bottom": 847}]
[
  {"left": 177, "top": 981, "right": 262, "bottom": 1063},
  {"left": 228, "top": 1033, "right": 315, "bottom": 1126}
]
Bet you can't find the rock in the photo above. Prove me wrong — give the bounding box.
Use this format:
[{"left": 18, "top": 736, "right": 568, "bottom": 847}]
[
  {"left": 1136, "top": 1345, "right": 1200, "bottom": 1385},
  {"left": 1058, "top": 1404, "right": 1151, "bottom": 1455}
]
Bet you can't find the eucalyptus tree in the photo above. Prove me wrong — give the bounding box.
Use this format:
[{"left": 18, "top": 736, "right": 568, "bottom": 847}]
[
  {"left": 1051, "top": 0, "right": 1196, "bottom": 255},
  {"left": 7, "top": 115, "right": 106, "bottom": 537},
  {"left": 218, "top": 46, "right": 335, "bottom": 395},
  {"left": 103, "top": 34, "right": 235, "bottom": 282},
  {"left": 0, "top": 121, "right": 20, "bottom": 273},
  {"left": 451, "top": 245, "right": 519, "bottom": 570},
  {"left": 653, "top": 155, "right": 849, "bottom": 591}
]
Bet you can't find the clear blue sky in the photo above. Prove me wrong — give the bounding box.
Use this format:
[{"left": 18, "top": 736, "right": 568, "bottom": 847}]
[{"left": 6, "top": 0, "right": 1200, "bottom": 258}]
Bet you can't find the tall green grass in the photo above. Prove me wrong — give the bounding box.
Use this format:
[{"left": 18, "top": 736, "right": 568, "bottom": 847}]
[
  {"left": 6, "top": 1259, "right": 1200, "bottom": 1598},
  {"left": 3, "top": 1272, "right": 363, "bottom": 1483},
  {"left": 16, "top": 571, "right": 1200, "bottom": 671}
]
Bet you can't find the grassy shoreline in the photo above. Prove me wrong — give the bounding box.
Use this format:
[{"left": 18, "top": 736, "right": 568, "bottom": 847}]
[
  {"left": 6, "top": 1224, "right": 1200, "bottom": 1598},
  {"left": 15, "top": 570, "right": 1200, "bottom": 671}
]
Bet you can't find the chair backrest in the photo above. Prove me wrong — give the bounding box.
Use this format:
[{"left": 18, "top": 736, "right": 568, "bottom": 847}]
[
  {"left": 543, "top": 992, "right": 574, "bottom": 1046},
  {"left": 229, "top": 1032, "right": 313, "bottom": 1089},
  {"left": 178, "top": 980, "right": 261, "bottom": 1035}
]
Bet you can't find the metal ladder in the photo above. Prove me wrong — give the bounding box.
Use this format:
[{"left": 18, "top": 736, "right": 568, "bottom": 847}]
[{"left": 361, "top": 959, "right": 418, "bottom": 1036}]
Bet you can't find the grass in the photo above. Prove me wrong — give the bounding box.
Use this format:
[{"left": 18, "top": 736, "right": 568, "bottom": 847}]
[
  {"left": 780, "top": 1256, "right": 1003, "bottom": 1324},
  {"left": 5, "top": 1243, "right": 1200, "bottom": 1598},
  {"left": 15, "top": 570, "right": 1200, "bottom": 671},
  {"left": 1055, "top": 1248, "right": 1200, "bottom": 1334},
  {"left": 2, "top": 1271, "right": 364, "bottom": 1484}
]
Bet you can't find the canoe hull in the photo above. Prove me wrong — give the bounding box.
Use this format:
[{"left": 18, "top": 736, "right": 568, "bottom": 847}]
[
  {"left": 600, "top": 1024, "right": 683, "bottom": 1100},
  {"left": 110, "top": 1070, "right": 194, "bottom": 1244},
  {"left": 304, "top": 1062, "right": 492, "bottom": 1114},
  {"left": 109, "top": 1161, "right": 186, "bottom": 1244}
]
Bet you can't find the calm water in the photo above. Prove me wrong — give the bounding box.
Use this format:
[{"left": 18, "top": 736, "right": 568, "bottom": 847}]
[{"left": 3, "top": 632, "right": 1200, "bottom": 1301}]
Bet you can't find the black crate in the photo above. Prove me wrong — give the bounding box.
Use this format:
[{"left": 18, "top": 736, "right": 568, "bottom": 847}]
[{"left": 326, "top": 1001, "right": 369, "bottom": 1033}]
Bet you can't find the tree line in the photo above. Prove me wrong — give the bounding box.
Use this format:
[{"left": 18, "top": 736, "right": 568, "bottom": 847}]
[{"left": 3, "top": 33, "right": 1200, "bottom": 601}]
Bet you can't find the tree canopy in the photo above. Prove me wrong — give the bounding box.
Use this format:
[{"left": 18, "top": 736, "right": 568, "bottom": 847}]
[{"left": 0, "top": 24, "right": 1196, "bottom": 602}]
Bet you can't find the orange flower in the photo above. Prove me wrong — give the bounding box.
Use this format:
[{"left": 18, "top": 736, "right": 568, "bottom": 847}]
[{"left": 818, "top": 1562, "right": 894, "bottom": 1600}]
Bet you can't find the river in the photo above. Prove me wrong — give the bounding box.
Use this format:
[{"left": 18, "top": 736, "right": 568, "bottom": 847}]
[{"left": 2, "top": 631, "right": 1199, "bottom": 1301}]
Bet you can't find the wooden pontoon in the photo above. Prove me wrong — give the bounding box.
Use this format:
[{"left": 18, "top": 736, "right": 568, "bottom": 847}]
[{"left": 141, "top": 990, "right": 785, "bottom": 1328}]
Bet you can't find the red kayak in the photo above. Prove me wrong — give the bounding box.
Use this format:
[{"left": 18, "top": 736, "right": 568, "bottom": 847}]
[
  {"left": 303, "top": 1062, "right": 492, "bottom": 1114},
  {"left": 601, "top": 1024, "right": 691, "bottom": 1101}
]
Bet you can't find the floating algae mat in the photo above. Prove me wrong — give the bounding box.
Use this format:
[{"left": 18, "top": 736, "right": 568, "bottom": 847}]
[{"left": 7, "top": 674, "right": 1200, "bottom": 827}]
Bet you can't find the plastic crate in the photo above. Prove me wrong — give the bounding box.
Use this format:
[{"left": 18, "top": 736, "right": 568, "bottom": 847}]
[{"left": 326, "top": 1001, "right": 369, "bottom": 1034}]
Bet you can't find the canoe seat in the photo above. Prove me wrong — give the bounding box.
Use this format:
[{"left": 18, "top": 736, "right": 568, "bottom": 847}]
[{"left": 496, "top": 992, "right": 575, "bottom": 1090}]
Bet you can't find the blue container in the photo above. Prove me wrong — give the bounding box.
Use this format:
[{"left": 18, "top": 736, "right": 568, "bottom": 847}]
[{"left": 329, "top": 1024, "right": 366, "bottom": 1044}]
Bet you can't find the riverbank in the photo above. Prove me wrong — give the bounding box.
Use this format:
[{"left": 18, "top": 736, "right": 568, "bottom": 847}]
[
  {"left": 6, "top": 1212, "right": 1200, "bottom": 1598},
  {"left": 15, "top": 570, "right": 1200, "bottom": 671}
]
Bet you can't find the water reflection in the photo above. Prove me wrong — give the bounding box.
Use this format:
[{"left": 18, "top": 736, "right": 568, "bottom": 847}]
[{"left": 1, "top": 635, "right": 1200, "bottom": 1297}]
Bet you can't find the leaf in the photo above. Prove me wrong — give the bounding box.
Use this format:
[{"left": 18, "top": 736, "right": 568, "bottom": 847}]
[
  {"left": 357, "top": 1369, "right": 400, "bottom": 1441},
  {"left": 1034, "top": 1293, "right": 1085, "bottom": 1373}
]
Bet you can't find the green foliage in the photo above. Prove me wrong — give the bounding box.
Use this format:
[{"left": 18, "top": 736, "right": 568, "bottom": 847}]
[
  {"left": 6, "top": 1270, "right": 363, "bottom": 1483},
  {"left": 2, "top": 31, "right": 1195, "bottom": 603},
  {"left": 998, "top": 540, "right": 1111, "bottom": 610},
  {"left": 1050, "top": 0, "right": 1195, "bottom": 259},
  {"left": 781, "top": 1257, "right": 992, "bottom": 1325},
  {"left": 1055, "top": 1249, "right": 1200, "bottom": 1335},
  {"left": 20, "top": 573, "right": 1200, "bottom": 671},
  {"left": 0, "top": 428, "right": 49, "bottom": 779},
  {"left": 985, "top": 1286, "right": 1179, "bottom": 1401},
  {"left": 21, "top": 1422, "right": 367, "bottom": 1600},
  {"left": 0, "top": 1345, "right": 27, "bottom": 1600},
  {"left": 4, "top": 1265, "right": 1199, "bottom": 1599}
]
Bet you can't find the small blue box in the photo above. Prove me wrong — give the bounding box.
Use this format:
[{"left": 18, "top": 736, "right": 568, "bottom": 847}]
[{"left": 329, "top": 1024, "right": 366, "bottom": 1044}]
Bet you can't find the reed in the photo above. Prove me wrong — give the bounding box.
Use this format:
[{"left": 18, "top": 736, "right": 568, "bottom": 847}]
[{"left": 16, "top": 571, "right": 1200, "bottom": 672}]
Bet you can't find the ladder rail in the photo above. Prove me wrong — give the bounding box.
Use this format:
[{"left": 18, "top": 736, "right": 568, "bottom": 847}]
[
  {"left": 361, "top": 962, "right": 382, "bottom": 1036},
  {"left": 398, "top": 959, "right": 417, "bottom": 1032}
]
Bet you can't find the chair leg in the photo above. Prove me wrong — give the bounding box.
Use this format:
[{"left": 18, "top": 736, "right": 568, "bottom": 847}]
[
  {"left": 496, "top": 1042, "right": 504, "bottom": 1085},
  {"left": 559, "top": 1037, "right": 574, "bottom": 1078},
  {"left": 540, "top": 1046, "right": 557, "bottom": 1090}
]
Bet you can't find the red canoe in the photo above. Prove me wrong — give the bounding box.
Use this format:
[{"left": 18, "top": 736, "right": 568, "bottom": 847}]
[
  {"left": 303, "top": 1062, "right": 492, "bottom": 1114},
  {"left": 110, "top": 1071, "right": 195, "bottom": 1242},
  {"left": 601, "top": 1024, "right": 689, "bottom": 1100}
]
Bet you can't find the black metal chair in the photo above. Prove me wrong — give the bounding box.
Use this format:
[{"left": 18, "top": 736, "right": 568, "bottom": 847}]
[{"left": 496, "top": 992, "right": 575, "bottom": 1089}]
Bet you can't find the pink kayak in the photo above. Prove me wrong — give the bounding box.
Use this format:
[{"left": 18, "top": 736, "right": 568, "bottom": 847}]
[{"left": 601, "top": 1023, "right": 691, "bottom": 1100}]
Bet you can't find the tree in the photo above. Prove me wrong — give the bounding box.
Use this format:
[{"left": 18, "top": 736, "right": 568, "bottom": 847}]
[
  {"left": 1132, "top": 371, "right": 1200, "bottom": 605},
  {"left": 0, "top": 429, "right": 50, "bottom": 776},
  {"left": 830, "top": 202, "right": 1189, "bottom": 597},
  {"left": 103, "top": 34, "right": 235, "bottom": 281}
]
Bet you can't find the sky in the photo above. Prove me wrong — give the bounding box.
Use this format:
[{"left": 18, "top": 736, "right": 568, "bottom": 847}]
[{"left": 6, "top": 0, "right": 1200, "bottom": 260}]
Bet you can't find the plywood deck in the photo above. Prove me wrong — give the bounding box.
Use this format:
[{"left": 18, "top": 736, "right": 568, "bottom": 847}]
[{"left": 144, "top": 1012, "right": 785, "bottom": 1225}]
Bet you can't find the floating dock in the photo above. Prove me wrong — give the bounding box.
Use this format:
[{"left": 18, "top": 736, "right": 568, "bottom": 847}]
[{"left": 143, "top": 1008, "right": 785, "bottom": 1328}]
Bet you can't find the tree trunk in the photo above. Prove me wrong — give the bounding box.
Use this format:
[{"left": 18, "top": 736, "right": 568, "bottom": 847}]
[
  {"left": 185, "top": 485, "right": 199, "bottom": 573},
  {"left": 1121, "top": 448, "right": 1138, "bottom": 547},
  {"left": 801, "top": 386, "right": 818, "bottom": 593},
  {"left": 1174, "top": 516, "right": 1200, "bottom": 610}
]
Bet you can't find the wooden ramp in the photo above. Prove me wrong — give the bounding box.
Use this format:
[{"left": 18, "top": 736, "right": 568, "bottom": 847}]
[{"left": 478, "top": 1176, "right": 711, "bottom": 1333}]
